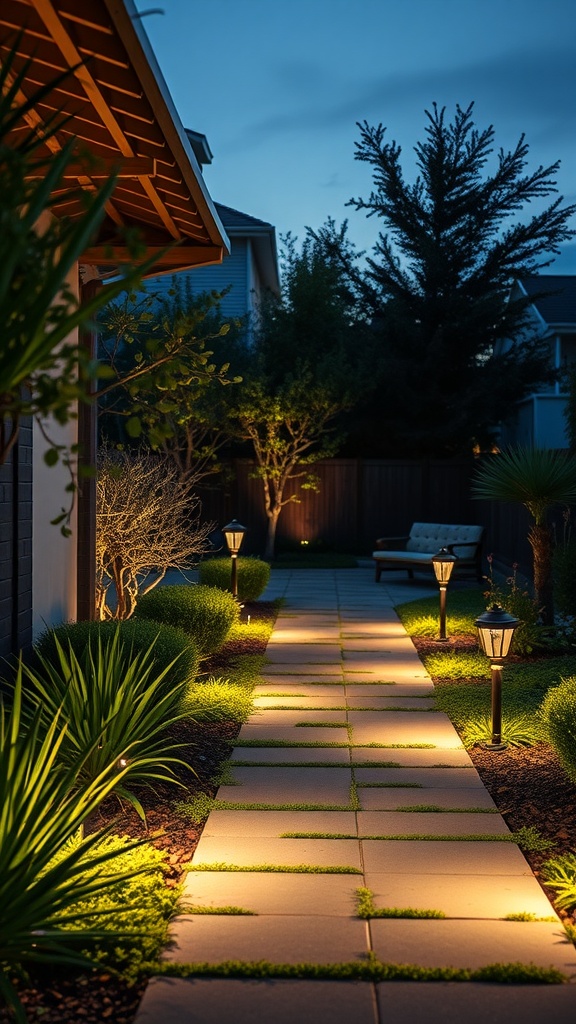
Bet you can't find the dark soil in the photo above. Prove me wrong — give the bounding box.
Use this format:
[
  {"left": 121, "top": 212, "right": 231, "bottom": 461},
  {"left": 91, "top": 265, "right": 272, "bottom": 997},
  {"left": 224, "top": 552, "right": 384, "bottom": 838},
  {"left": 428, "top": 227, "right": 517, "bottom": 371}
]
[{"left": 4, "top": 615, "right": 576, "bottom": 1021}]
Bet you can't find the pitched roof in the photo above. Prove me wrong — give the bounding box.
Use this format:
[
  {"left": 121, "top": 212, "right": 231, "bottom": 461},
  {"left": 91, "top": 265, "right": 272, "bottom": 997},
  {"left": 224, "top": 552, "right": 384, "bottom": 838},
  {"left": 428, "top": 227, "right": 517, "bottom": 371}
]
[
  {"left": 0, "top": 0, "right": 229, "bottom": 275},
  {"left": 215, "top": 204, "right": 280, "bottom": 295},
  {"left": 520, "top": 275, "right": 576, "bottom": 326}
]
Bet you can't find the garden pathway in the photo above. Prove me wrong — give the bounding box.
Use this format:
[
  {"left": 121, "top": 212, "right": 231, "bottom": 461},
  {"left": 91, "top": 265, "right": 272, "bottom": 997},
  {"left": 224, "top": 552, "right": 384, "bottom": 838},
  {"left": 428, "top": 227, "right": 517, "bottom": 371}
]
[{"left": 136, "top": 567, "right": 576, "bottom": 1023}]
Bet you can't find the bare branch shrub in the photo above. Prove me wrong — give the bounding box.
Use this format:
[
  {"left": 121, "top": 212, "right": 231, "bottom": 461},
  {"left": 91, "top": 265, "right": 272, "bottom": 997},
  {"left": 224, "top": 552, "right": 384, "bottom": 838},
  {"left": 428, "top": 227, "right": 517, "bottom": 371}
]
[{"left": 96, "top": 448, "right": 213, "bottom": 620}]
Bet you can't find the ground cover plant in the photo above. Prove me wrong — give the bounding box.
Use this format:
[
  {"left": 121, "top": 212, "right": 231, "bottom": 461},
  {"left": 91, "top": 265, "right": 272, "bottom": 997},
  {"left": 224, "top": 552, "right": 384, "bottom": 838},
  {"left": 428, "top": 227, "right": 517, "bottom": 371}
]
[{"left": 0, "top": 600, "right": 278, "bottom": 1023}]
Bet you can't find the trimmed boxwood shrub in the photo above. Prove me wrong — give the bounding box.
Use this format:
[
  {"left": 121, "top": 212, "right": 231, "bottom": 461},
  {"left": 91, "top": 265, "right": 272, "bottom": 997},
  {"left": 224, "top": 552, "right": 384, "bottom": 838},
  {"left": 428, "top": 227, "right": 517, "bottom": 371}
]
[
  {"left": 540, "top": 676, "right": 576, "bottom": 783},
  {"left": 136, "top": 584, "right": 239, "bottom": 658},
  {"left": 34, "top": 618, "right": 200, "bottom": 689},
  {"left": 199, "top": 557, "right": 271, "bottom": 602}
]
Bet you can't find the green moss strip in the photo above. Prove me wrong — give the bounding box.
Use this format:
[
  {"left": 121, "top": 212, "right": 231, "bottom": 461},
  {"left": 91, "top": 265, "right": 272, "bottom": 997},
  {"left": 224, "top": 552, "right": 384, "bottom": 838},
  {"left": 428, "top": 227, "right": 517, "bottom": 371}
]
[
  {"left": 187, "top": 863, "right": 362, "bottom": 874},
  {"left": 395, "top": 805, "right": 499, "bottom": 814},
  {"left": 356, "top": 887, "right": 445, "bottom": 920},
  {"left": 155, "top": 959, "right": 567, "bottom": 984},
  {"left": 211, "top": 801, "right": 357, "bottom": 811},
  {"left": 186, "top": 906, "right": 256, "bottom": 915}
]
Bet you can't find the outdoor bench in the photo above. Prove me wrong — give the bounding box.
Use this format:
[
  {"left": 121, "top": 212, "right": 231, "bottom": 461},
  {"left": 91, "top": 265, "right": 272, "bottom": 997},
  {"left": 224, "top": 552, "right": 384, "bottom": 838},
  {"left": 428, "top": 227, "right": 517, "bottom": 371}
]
[{"left": 373, "top": 522, "right": 485, "bottom": 582}]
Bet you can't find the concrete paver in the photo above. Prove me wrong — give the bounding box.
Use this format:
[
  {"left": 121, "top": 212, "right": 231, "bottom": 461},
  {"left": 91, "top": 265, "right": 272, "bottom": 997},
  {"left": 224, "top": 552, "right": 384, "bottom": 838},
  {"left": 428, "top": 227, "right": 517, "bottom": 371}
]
[
  {"left": 370, "top": 919, "right": 576, "bottom": 972},
  {"left": 137, "top": 978, "right": 379, "bottom": 1024},
  {"left": 135, "top": 568, "right": 574, "bottom": 1024},
  {"left": 191, "top": 835, "right": 362, "bottom": 869},
  {"left": 181, "top": 871, "right": 361, "bottom": 916}
]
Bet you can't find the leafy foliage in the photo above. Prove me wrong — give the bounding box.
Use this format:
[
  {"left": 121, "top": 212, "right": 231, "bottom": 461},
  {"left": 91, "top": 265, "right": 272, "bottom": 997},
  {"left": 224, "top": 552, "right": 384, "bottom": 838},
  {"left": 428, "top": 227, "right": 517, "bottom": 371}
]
[
  {"left": 97, "top": 278, "right": 242, "bottom": 473},
  {"left": 199, "top": 556, "right": 271, "bottom": 601},
  {"left": 314, "top": 103, "right": 575, "bottom": 456},
  {"left": 461, "top": 713, "right": 541, "bottom": 749},
  {"left": 539, "top": 676, "right": 576, "bottom": 785},
  {"left": 181, "top": 677, "right": 254, "bottom": 724},
  {"left": 18, "top": 630, "right": 192, "bottom": 819},
  {"left": 541, "top": 853, "right": 576, "bottom": 911},
  {"left": 473, "top": 447, "right": 576, "bottom": 624},
  {"left": 136, "top": 584, "right": 239, "bottom": 658}
]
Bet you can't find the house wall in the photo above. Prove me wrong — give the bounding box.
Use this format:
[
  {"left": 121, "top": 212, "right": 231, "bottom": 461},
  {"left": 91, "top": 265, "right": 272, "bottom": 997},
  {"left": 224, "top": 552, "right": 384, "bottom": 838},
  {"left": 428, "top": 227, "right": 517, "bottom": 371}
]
[
  {"left": 500, "top": 395, "right": 570, "bottom": 449},
  {"left": 32, "top": 256, "right": 79, "bottom": 639},
  {"left": 147, "top": 238, "right": 251, "bottom": 322}
]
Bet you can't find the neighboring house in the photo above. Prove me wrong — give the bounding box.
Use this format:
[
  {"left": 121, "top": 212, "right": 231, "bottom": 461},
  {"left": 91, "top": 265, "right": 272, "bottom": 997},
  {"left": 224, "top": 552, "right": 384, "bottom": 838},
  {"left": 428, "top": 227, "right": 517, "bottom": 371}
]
[
  {"left": 0, "top": 0, "right": 229, "bottom": 657},
  {"left": 145, "top": 130, "right": 280, "bottom": 339},
  {"left": 498, "top": 275, "right": 576, "bottom": 449}
]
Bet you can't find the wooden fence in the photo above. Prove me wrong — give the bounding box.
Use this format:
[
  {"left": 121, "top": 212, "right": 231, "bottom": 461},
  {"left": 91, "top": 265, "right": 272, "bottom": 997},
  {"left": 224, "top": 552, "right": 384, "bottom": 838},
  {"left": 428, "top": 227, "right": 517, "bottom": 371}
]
[{"left": 195, "top": 457, "right": 542, "bottom": 576}]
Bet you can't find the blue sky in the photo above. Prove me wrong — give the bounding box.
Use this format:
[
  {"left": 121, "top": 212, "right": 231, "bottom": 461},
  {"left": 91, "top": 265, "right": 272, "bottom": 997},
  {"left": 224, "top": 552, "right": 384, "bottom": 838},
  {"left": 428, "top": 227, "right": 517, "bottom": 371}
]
[{"left": 134, "top": 0, "right": 576, "bottom": 272}]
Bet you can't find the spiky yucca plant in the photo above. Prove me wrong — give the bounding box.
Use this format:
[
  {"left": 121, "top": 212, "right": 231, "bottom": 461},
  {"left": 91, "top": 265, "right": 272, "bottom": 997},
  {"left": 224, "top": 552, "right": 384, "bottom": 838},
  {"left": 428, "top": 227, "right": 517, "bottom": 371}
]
[
  {"left": 20, "top": 630, "right": 192, "bottom": 819},
  {"left": 0, "top": 674, "right": 150, "bottom": 1022},
  {"left": 472, "top": 447, "right": 576, "bottom": 624}
]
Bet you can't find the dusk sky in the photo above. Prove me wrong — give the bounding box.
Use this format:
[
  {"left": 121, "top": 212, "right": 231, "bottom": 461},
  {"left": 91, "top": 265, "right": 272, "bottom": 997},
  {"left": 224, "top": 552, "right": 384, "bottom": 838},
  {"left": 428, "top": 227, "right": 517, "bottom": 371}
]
[{"left": 134, "top": 0, "right": 576, "bottom": 272}]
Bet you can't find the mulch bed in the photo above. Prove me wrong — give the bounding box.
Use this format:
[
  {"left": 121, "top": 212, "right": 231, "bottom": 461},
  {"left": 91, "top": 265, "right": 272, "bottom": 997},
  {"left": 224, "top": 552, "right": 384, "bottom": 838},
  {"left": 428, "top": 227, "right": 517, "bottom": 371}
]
[{"left": 4, "top": 614, "right": 576, "bottom": 1021}]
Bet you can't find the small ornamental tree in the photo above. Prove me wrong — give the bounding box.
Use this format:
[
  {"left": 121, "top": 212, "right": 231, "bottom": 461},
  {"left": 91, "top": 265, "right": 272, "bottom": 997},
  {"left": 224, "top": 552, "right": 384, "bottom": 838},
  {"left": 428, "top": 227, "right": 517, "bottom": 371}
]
[
  {"left": 96, "top": 448, "right": 213, "bottom": 620},
  {"left": 231, "top": 231, "right": 368, "bottom": 559}
]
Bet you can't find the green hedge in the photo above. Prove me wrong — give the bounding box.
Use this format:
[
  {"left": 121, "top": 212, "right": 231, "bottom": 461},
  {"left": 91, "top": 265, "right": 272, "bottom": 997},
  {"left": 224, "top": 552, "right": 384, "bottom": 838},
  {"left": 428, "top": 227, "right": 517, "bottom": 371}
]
[
  {"left": 199, "top": 557, "right": 271, "bottom": 602},
  {"left": 136, "top": 584, "right": 239, "bottom": 658},
  {"left": 34, "top": 618, "right": 200, "bottom": 689},
  {"left": 539, "top": 676, "right": 576, "bottom": 784}
]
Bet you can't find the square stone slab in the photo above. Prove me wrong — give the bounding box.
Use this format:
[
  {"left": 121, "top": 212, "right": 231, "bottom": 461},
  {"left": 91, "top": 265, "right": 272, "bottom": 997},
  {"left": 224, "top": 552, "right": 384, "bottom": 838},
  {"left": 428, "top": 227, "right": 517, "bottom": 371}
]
[
  {"left": 264, "top": 665, "right": 345, "bottom": 676},
  {"left": 369, "top": 919, "right": 576, "bottom": 972},
  {"left": 216, "top": 766, "right": 353, "bottom": 805},
  {"left": 376, "top": 982, "right": 576, "bottom": 1024},
  {"left": 182, "top": 870, "right": 360, "bottom": 916},
  {"left": 348, "top": 712, "right": 463, "bottom": 747},
  {"left": 361, "top": 840, "right": 532, "bottom": 876},
  {"left": 354, "top": 767, "right": 484, "bottom": 788},
  {"left": 166, "top": 915, "right": 369, "bottom": 964},
  {"left": 238, "top": 709, "right": 348, "bottom": 730},
  {"left": 259, "top": 673, "right": 344, "bottom": 685},
  {"left": 343, "top": 662, "right": 431, "bottom": 682},
  {"left": 352, "top": 748, "right": 474, "bottom": 767},
  {"left": 191, "top": 835, "right": 362, "bottom": 870},
  {"left": 357, "top": 810, "right": 510, "bottom": 836},
  {"left": 202, "top": 810, "right": 357, "bottom": 837},
  {"left": 364, "top": 872, "right": 559, "bottom": 920},
  {"left": 136, "top": 978, "right": 379, "bottom": 1024},
  {"left": 230, "top": 747, "right": 351, "bottom": 765},
  {"left": 358, "top": 788, "right": 498, "bottom": 810}
]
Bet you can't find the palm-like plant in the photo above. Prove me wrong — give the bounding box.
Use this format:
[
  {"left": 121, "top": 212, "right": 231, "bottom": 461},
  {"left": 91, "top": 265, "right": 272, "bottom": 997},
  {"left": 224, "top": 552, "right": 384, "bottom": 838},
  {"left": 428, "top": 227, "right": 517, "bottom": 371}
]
[
  {"left": 0, "top": 673, "right": 150, "bottom": 1022},
  {"left": 20, "top": 630, "right": 193, "bottom": 820},
  {"left": 472, "top": 447, "right": 576, "bottom": 624}
]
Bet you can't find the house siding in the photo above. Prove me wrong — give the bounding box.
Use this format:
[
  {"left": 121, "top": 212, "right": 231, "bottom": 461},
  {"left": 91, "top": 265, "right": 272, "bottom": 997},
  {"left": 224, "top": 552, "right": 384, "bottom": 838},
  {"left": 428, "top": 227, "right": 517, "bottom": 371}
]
[{"left": 147, "top": 238, "right": 250, "bottom": 322}]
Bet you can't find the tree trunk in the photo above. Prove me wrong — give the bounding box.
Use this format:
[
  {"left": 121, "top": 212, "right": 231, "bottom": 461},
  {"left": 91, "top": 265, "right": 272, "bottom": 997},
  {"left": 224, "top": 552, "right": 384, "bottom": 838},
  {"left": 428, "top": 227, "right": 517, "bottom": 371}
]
[
  {"left": 529, "top": 523, "right": 554, "bottom": 626},
  {"left": 264, "top": 508, "right": 281, "bottom": 561}
]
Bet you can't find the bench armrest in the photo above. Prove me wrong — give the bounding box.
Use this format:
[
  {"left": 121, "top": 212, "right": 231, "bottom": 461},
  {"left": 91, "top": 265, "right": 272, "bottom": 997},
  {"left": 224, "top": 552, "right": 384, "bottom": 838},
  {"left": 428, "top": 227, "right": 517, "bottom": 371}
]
[
  {"left": 375, "top": 535, "right": 410, "bottom": 551},
  {"left": 445, "top": 541, "right": 481, "bottom": 555}
]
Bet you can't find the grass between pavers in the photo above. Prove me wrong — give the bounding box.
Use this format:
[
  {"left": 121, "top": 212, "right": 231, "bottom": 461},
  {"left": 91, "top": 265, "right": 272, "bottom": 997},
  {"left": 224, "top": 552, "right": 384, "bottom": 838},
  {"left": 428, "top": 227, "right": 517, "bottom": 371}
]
[
  {"left": 186, "top": 863, "right": 363, "bottom": 874},
  {"left": 357, "top": 783, "right": 424, "bottom": 789},
  {"left": 153, "top": 958, "right": 568, "bottom": 984},
  {"left": 504, "top": 913, "right": 557, "bottom": 922},
  {"left": 395, "top": 805, "right": 499, "bottom": 813},
  {"left": 230, "top": 761, "right": 403, "bottom": 768},
  {"left": 232, "top": 741, "right": 437, "bottom": 749},
  {"left": 275, "top": 827, "right": 551, "bottom": 850},
  {"left": 185, "top": 906, "right": 256, "bottom": 915},
  {"left": 355, "top": 887, "right": 445, "bottom": 920}
]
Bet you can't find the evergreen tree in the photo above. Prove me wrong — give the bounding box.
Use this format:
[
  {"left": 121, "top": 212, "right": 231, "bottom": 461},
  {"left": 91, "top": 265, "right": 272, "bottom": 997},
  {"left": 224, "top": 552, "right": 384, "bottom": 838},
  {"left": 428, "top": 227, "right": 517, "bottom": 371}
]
[{"left": 316, "top": 103, "right": 576, "bottom": 456}]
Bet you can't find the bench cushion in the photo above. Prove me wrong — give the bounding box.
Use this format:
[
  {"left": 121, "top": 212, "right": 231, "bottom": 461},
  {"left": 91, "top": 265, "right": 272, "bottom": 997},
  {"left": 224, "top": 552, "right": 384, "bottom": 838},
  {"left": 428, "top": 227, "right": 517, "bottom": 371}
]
[{"left": 404, "top": 523, "right": 483, "bottom": 560}]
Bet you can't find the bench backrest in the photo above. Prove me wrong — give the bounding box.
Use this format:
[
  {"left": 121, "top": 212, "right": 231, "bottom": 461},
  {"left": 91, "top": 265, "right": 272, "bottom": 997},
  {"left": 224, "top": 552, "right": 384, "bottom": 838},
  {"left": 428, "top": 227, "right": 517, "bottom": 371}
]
[{"left": 406, "top": 523, "right": 484, "bottom": 559}]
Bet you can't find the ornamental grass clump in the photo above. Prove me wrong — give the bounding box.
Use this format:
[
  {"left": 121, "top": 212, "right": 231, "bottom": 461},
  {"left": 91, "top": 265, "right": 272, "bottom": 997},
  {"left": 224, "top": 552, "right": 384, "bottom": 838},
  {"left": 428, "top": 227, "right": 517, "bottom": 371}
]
[
  {"left": 0, "top": 673, "right": 151, "bottom": 1022},
  {"left": 34, "top": 617, "right": 200, "bottom": 690},
  {"left": 199, "top": 557, "right": 271, "bottom": 602},
  {"left": 539, "top": 676, "right": 576, "bottom": 784},
  {"left": 136, "top": 584, "right": 239, "bottom": 658},
  {"left": 18, "top": 630, "right": 193, "bottom": 820}
]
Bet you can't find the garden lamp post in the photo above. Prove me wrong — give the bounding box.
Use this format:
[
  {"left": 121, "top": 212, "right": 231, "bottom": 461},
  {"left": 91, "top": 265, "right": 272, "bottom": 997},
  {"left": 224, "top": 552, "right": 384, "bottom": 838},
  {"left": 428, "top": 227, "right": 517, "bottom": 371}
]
[
  {"left": 223, "top": 519, "right": 247, "bottom": 600},
  {"left": 475, "top": 605, "right": 519, "bottom": 750},
  {"left": 431, "top": 548, "right": 458, "bottom": 642}
]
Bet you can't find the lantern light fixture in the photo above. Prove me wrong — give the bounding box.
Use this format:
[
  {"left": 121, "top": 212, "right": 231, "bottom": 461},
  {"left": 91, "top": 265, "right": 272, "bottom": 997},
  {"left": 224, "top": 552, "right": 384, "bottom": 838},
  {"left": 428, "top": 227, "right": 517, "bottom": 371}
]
[
  {"left": 475, "top": 604, "right": 519, "bottom": 750},
  {"left": 222, "top": 519, "right": 247, "bottom": 599},
  {"left": 431, "top": 547, "right": 458, "bottom": 641}
]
